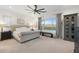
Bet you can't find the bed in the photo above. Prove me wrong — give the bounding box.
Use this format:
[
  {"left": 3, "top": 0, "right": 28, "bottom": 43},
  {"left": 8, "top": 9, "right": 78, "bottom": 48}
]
[{"left": 12, "top": 25, "right": 40, "bottom": 43}]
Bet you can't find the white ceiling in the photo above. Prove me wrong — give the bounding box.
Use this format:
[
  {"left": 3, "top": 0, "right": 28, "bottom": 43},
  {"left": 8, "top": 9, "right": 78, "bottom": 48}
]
[
  {"left": 0, "top": 5, "right": 79, "bottom": 18},
  {"left": 38, "top": 5, "right": 79, "bottom": 18}
]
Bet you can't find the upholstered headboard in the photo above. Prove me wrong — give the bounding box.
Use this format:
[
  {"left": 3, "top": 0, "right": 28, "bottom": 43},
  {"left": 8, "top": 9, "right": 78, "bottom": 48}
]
[{"left": 11, "top": 25, "right": 30, "bottom": 31}]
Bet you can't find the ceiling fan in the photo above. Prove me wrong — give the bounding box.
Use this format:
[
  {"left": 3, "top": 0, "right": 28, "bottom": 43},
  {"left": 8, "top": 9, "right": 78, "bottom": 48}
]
[{"left": 25, "top": 5, "right": 47, "bottom": 14}]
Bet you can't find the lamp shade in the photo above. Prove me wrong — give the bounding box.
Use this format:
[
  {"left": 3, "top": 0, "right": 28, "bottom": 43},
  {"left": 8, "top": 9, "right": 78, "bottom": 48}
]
[
  {"left": 0, "top": 21, "right": 5, "bottom": 26},
  {"left": 0, "top": 21, "right": 5, "bottom": 32}
]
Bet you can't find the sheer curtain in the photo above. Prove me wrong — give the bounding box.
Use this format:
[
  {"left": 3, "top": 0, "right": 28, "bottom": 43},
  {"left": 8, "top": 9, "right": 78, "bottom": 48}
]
[
  {"left": 56, "top": 13, "right": 62, "bottom": 38},
  {"left": 3, "top": 16, "right": 11, "bottom": 26},
  {"left": 2, "top": 16, "right": 13, "bottom": 31}
]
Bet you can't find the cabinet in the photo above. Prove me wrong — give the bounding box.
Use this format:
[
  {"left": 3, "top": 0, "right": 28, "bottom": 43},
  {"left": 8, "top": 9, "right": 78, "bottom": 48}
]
[
  {"left": 64, "top": 14, "right": 77, "bottom": 41},
  {"left": 1, "top": 31, "right": 13, "bottom": 40}
]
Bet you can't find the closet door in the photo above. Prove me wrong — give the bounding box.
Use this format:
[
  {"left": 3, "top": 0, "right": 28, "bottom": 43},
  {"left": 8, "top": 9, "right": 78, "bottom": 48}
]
[
  {"left": 70, "top": 14, "right": 77, "bottom": 41},
  {"left": 64, "top": 15, "right": 71, "bottom": 41},
  {"left": 64, "top": 14, "right": 77, "bottom": 41}
]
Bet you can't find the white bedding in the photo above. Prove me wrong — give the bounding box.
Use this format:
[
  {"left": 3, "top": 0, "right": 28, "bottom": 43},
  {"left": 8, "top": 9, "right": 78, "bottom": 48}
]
[
  {"left": 12, "top": 27, "right": 40, "bottom": 42},
  {"left": 13, "top": 27, "right": 31, "bottom": 40},
  {"left": 13, "top": 31, "right": 21, "bottom": 40}
]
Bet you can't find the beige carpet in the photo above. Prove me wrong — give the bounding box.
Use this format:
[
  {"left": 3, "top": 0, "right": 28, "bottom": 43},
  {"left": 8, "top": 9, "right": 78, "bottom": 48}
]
[{"left": 0, "top": 36, "right": 74, "bottom": 53}]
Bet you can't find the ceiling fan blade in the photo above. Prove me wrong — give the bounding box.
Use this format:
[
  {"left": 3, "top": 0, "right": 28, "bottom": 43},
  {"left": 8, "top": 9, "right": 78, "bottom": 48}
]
[
  {"left": 37, "top": 11, "right": 41, "bottom": 14},
  {"left": 27, "top": 5, "right": 34, "bottom": 10},
  {"left": 38, "top": 8, "right": 45, "bottom": 10},
  {"left": 33, "top": 11, "right": 40, "bottom": 14},
  {"left": 39, "top": 10, "right": 47, "bottom": 13}
]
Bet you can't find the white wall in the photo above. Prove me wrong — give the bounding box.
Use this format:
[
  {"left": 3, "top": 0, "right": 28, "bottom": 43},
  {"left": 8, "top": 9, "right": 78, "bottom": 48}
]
[
  {"left": 0, "top": 9, "right": 17, "bottom": 25},
  {"left": 0, "top": 8, "right": 38, "bottom": 26}
]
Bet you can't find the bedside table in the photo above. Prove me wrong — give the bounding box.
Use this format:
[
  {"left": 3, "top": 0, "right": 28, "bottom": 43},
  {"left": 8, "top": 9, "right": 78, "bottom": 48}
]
[{"left": 1, "top": 31, "right": 13, "bottom": 40}]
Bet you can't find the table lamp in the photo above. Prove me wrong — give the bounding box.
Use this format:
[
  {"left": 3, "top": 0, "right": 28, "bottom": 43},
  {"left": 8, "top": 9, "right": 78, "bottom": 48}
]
[{"left": 0, "top": 21, "right": 5, "bottom": 32}]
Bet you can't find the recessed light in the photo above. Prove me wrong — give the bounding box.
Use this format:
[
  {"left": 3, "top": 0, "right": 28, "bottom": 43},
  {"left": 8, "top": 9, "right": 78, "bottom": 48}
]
[{"left": 9, "top": 6, "right": 12, "bottom": 8}]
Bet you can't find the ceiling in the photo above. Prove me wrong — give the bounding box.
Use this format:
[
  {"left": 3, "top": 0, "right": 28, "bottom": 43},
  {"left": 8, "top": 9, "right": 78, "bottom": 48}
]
[{"left": 0, "top": 5, "right": 79, "bottom": 17}]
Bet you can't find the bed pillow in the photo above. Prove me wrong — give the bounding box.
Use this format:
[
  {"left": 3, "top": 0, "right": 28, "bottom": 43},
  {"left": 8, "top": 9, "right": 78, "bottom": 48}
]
[{"left": 16, "top": 27, "right": 30, "bottom": 32}]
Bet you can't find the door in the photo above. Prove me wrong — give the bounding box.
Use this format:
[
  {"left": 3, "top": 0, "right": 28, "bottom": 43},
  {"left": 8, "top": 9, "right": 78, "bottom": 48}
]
[{"left": 64, "top": 14, "right": 77, "bottom": 41}]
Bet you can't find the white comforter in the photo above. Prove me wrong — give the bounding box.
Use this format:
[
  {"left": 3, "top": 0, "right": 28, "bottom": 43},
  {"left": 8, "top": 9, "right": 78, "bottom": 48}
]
[
  {"left": 12, "top": 26, "right": 40, "bottom": 42},
  {"left": 13, "top": 30, "right": 40, "bottom": 37},
  {"left": 13, "top": 30, "right": 40, "bottom": 42}
]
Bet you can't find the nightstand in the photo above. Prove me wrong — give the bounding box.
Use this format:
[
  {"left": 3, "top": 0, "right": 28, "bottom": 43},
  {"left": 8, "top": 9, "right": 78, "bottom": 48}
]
[{"left": 1, "top": 31, "right": 13, "bottom": 40}]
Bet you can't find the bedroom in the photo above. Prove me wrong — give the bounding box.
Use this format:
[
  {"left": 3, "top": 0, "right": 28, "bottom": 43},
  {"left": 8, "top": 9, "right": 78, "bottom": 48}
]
[{"left": 0, "top": 5, "right": 79, "bottom": 53}]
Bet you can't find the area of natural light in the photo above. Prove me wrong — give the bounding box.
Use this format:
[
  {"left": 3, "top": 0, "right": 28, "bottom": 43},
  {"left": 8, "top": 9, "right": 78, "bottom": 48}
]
[{"left": 41, "top": 18, "right": 56, "bottom": 34}]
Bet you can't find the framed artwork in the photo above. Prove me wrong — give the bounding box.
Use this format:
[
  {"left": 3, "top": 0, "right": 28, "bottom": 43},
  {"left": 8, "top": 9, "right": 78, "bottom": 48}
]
[{"left": 17, "top": 18, "right": 25, "bottom": 24}]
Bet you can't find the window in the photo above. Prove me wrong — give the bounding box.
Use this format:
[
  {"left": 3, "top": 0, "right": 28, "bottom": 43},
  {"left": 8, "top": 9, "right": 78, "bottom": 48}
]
[
  {"left": 41, "top": 18, "right": 56, "bottom": 34},
  {"left": 3, "top": 16, "right": 12, "bottom": 26}
]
